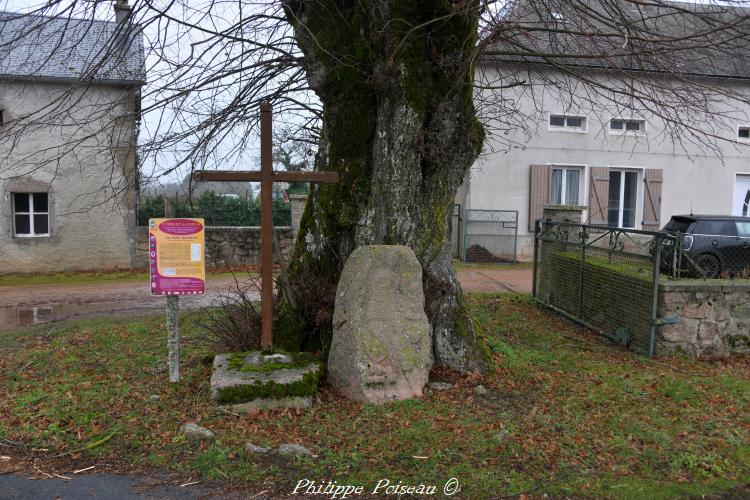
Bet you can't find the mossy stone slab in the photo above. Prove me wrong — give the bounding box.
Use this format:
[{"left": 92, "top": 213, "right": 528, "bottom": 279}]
[{"left": 210, "top": 352, "right": 322, "bottom": 410}]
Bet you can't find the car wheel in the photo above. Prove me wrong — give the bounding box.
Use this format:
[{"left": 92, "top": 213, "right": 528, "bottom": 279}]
[{"left": 695, "top": 254, "right": 721, "bottom": 279}]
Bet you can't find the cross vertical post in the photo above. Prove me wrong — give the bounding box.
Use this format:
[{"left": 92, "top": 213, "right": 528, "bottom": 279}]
[
  {"left": 259, "top": 102, "right": 274, "bottom": 350},
  {"left": 193, "top": 102, "right": 339, "bottom": 352}
]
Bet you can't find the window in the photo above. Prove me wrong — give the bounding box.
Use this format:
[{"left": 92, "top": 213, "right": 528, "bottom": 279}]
[
  {"left": 549, "top": 114, "right": 586, "bottom": 132},
  {"left": 736, "top": 222, "right": 750, "bottom": 237},
  {"left": 550, "top": 167, "right": 583, "bottom": 205},
  {"left": 12, "top": 193, "right": 50, "bottom": 237},
  {"left": 610, "top": 119, "right": 645, "bottom": 134},
  {"left": 0, "top": 110, "right": 4, "bottom": 126},
  {"left": 693, "top": 220, "right": 737, "bottom": 236},
  {"left": 607, "top": 171, "right": 638, "bottom": 228},
  {"left": 663, "top": 217, "right": 694, "bottom": 233},
  {"left": 738, "top": 127, "right": 750, "bottom": 140}
]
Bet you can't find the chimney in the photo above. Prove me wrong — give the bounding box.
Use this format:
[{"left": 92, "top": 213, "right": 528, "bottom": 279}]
[{"left": 114, "top": 0, "right": 131, "bottom": 26}]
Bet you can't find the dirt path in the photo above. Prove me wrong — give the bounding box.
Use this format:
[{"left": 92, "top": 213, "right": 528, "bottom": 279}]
[
  {"left": 0, "top": 276, "right": 255, "bottom": 332},
  {"left": 458, "top": 266, "right": 532, "bottom": 294},
  {"left": 0, "top": 267, "right": 532, "bottom": 331}
]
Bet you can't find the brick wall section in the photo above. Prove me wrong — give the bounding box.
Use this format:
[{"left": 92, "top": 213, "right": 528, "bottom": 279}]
[
  {"left": 656, "top": 281, "right": 750, "bottom": 356},
  {"left": 134, "top": 226, "right": 293, "bottom": 269}
]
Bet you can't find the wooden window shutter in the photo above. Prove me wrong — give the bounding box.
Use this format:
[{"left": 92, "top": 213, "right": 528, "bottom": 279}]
[
  {"left": 587, "top": 167, "right": 609, "bottom": 225},
  {"left": 642, "top": 169, "right": 663, "bottom": 231},
  {"left": 529, "top": 165, "right": 550, "bottom": 232}
]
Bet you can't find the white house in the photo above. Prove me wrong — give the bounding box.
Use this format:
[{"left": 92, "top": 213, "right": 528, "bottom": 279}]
[
  {"left": 460, "top": 0, "right": 750, "bottom": 260},
  {"left": 0, "top": 2, "right": 144, "bottom": 272}
]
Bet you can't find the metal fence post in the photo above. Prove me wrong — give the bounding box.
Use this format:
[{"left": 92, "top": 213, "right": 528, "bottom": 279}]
[
  {"left": 463, "top": 208, "right": 469, "bottom": 262},
  {"left": 578, "top": 225, "right": 587, "bottom": 318},
  {"left": 532, "top": 219, "right": 540, "bottom": 298},
  {"left": 673, "top": 232, "right": 683, "bottom": 279},
  {"left": 457, "top": 205, "right": 462, "bottom": 259},
  {"left": 649, "top": 233, "right": 662, "bottom": 357},
  {"left": 513, "top": 210, "right": 519, "bottom": 263}
]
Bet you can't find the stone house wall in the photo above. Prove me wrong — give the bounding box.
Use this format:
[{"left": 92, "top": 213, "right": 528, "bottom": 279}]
[
  {"left": 656, "top": 281, "right": 750, "bottom": 357},
  {"left": 464, "top": 64, "right": 750, "bottom": 260},
  {"left": 134, "top": 226, "right": 294, "bottom": 269},
  {"left": 0, "top": 81, "right": 139, "bottom": 273}
]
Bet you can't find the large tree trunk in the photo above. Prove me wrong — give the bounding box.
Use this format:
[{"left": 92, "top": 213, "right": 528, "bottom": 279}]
[{"left": 280, "top": 0, "right": 490, "bottom": 372}]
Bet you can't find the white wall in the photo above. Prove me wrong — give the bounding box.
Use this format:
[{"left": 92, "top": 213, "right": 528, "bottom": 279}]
[
  {"left": 467, "top": 64, "right": 750, "bottom": 260},
  {"left": 0, "top": 80, "right": 139, "bottom": 272}
]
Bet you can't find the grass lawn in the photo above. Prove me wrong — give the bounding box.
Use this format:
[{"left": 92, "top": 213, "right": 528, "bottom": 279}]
[
  {"left": 0, "top": 268, "right": 258, "bottom": 287},
  {"left": 0, "top": 294, "right": 748, "bottom": 498}
]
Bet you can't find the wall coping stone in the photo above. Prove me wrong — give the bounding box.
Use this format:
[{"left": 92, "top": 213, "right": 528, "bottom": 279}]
[
  {"left": 543, "top": 204, "right": 586, "bottom": 211},
  {"left": 659, "top": 280, "right": 750, "bottom": 293}
]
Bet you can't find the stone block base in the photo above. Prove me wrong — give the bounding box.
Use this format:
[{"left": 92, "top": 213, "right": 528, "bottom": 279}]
[{"left": 210, "top": 351, "right": 322, "bottom": 409}]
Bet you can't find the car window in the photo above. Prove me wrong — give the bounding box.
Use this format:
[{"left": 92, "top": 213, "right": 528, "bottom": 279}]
[
  {"left": 663, "top": 218, "right": 693, "bottom": 232},
  {"left": 693, "top": 220, "right": 738, "bottom": 236},
  {"left": 736, "top": 222, "right": 750, "bottom": 237}
]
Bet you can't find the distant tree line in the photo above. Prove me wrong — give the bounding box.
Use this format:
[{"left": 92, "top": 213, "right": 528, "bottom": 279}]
[{"left": 137, "top": 191, "right": 291, "bottom": 227}]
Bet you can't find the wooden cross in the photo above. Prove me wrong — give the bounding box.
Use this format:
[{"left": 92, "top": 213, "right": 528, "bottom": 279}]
[{"left": 194, "top": 102, "right": 339, "bottom": 350}]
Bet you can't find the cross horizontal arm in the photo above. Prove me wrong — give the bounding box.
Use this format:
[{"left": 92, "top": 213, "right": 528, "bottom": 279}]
[{"left": 194, "top": 170, "right": 339, "bottom": 184}]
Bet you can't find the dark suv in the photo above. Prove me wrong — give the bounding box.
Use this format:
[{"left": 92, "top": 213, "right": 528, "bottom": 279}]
[{"left": 661, "top": 215, "right": 750, "bottom": 278}]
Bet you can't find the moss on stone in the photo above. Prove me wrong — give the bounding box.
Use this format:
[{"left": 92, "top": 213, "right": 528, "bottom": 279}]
[
  {"left": 215, "top": 366, "right": 323, "bottom": 405},
  {"left": 226, "top": 350, "right": 320, "bottom": 373}
]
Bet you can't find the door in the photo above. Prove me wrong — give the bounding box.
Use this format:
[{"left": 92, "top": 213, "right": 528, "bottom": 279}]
[
  {"left": 607, "top": 170, "right": 639, "bottom": 228},
  {"left": 733, "top": 175, "right": 750, "bottom": 216}
]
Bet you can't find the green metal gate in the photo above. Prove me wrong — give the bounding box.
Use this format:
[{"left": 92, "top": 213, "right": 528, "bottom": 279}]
[{"left": 532, "top": 221, "right": 672, "bottom": 356}]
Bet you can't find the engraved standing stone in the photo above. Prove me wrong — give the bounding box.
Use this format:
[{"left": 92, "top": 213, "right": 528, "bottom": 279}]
[{"left": 328, "top": 245, "right": 432, "bottom": 404}]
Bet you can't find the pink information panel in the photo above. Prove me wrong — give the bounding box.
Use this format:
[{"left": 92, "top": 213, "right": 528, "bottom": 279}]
[{"left": 149, "top": 218, "right": 206, "bottom": 295}]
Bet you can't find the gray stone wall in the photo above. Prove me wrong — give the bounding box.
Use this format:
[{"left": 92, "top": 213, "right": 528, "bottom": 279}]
[
  {"left": 134, "top": 226, "right": 294, "bottom": 269},
  {"left": 541, "top": 205, "right": 585, "bottom": 225},
  {"left": 656, "top": 281, "right": 750, "bottom": 356},
  {"left": 290, "top": 194, "right": 307, "bottom": 241}
]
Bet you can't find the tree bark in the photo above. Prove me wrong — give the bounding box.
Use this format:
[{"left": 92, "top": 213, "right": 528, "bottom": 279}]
[{"left": 281, "top": 0, "right": 490, "bottom": 372}]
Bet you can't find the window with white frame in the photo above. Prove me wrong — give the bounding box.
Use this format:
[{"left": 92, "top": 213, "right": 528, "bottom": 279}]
[
  {"left": 549, "top": 114, "right": 586, "bottom": 131},
  {"left": 610, "top": 118, "right": 645, "bottom": 134},
  {"left": 550, "top": 166, "right": 583, "bottom": 206},
  {"left": 12, "top": 193, "right": 50, "bottom": 237},
  {"left": 738, "top": 127, "right": 750, "bottom": 140},
  {"left": 607, "top": 171, "right": 639, "bottom": 228}
]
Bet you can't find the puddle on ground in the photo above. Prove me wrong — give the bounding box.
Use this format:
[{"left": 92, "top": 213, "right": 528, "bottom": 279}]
[
  {"left": 0, "top": 302, "right": 161, "bottom": 332},
  {"left": 0, "top": 290, "right": 249, "bottom": 332}
]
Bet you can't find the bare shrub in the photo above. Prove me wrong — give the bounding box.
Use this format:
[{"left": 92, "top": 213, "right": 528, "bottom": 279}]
[{"left": 197, "top": 274, "right": 262, "bottom": 353}]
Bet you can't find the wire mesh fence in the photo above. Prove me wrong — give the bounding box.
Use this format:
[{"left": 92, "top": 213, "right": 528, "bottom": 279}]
[
  {"left": 463, "top": 209, "right": 518, "bottom": 263},
  {"left": 450, "top": 204, "right": 462, "bottom": 259},
  {"left": 533, "top": 221, "right": 674, "bottom": 356},
  {"left": 660, "top": 233, "right": 750, "bottom": 279}
]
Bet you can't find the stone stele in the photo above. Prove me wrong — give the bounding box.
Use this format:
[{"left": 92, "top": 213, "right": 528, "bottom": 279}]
[
  {"left": 210, "top": 351, "right": 323, "bottom": 412},
  {"left": 328, "top": 245, "right": 432, "bottom": 404}
]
